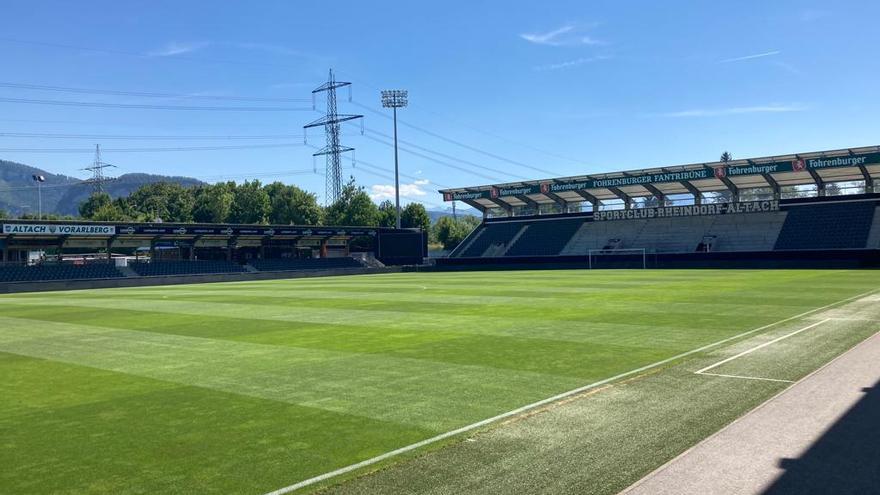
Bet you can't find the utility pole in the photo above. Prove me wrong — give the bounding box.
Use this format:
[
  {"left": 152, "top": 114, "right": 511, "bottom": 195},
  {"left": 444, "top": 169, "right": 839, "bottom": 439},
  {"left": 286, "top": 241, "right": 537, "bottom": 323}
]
[
  {"left": 31, "top": 174, "right": 45, "bottom": 220},
  {"left": 381, "top": 89, "right": 408, "bottom": 229},
  {"left": 81, "top": 144, "right": 116, "bottom": 194},
  {"left": 304, "top": 69, "right": 363, "bottom": 205}
]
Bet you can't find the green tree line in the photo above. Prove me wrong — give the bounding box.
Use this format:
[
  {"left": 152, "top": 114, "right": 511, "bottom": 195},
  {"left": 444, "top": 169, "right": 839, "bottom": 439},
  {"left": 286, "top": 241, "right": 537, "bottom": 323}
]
[{"left": 75, "top": 178, "right": 474, "bottom": 240}]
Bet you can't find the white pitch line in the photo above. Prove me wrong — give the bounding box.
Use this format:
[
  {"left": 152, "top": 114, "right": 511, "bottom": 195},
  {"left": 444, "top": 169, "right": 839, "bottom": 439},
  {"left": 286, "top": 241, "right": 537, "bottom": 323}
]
[
  {"left": 697, "top": 372, "right": 794, "bottom": 383},
  {"left": 695, "top": 318, "right": 831, "bottom": 375},
  {"left": 263, "top": 288, "right": 879, "bottom": 495}
]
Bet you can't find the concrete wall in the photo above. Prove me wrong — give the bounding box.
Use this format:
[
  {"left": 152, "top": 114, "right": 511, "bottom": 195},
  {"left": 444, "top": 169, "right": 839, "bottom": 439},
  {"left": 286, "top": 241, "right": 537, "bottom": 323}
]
[{"left": 0, "top": 266, "right": 402, "bottom": 294}]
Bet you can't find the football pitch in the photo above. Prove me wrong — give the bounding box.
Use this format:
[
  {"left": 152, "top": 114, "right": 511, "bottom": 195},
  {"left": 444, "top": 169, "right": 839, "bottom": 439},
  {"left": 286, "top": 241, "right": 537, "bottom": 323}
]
[{"left": 1, "top": 269, "right": 878, "bottom": 494}]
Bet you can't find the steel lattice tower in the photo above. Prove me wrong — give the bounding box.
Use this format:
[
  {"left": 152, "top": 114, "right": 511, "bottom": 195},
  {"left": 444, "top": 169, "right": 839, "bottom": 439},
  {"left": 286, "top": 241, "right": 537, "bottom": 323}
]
[
  {"left": 304, "top": 69, "right": 363, "bottom": 204},
  {"left": 81, "top": 144, "right": 116, "bottom": 194}
]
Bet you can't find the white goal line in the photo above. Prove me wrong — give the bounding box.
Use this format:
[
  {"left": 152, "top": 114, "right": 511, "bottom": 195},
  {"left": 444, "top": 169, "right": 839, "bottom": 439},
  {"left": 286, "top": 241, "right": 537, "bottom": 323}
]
[{"left": 263, "top": 289, "right": 878, "bottom": 495}]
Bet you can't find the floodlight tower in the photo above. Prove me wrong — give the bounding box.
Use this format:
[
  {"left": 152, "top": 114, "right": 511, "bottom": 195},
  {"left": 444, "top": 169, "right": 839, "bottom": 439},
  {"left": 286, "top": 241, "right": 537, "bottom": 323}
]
[
  {"left": 381, "top": 89, "right": 408, "bottom": 229},
  {"left": 31, "top": 174, "right": 45, "bottom": 220}
]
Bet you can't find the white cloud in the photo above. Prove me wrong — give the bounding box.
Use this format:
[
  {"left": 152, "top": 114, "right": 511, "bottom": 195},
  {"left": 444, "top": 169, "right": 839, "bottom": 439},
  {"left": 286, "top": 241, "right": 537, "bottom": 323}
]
[
  {"left": 719, "top": 50, "right": 781, "bottom": 63},
  {"left": 520, "top": 24, "right": 604, "bottom": 46},
  {"left": 657, "top": 104, "right": 807, "bottom": 118},
  {"left": 534, "top": 55, "right": 611, "bottom": 71},
  {"left": 369, "top": 180, "right": 430, "bottom": 201},
  {"left": 147, "top": 41, "right": 210, "bottom": 57}
]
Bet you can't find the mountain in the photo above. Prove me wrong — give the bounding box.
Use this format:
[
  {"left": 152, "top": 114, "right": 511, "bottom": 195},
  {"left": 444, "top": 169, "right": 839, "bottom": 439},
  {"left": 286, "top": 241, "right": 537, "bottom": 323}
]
[
  {"left": 0, "top": 160, "right": 204, "bottom": 216},
  {"left": 426, "top": 209, "right": 479, "bottom": 223}
]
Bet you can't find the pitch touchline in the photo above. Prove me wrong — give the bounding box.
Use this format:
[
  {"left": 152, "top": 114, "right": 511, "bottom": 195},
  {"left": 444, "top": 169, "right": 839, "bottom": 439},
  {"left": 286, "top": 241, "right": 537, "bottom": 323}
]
[
  {"left": 695, "top": 318, "right": 832, "bottom": 375},
  {"left": 263, "top": 288, "right": 879, "bottom": 495}
]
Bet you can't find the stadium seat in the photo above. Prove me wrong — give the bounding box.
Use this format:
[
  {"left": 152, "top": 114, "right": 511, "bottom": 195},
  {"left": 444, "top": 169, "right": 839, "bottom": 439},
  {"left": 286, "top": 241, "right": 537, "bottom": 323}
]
[
  {"left": 249, "top": 258, "right": 364, "bottom": 272},
  {"left": 775, "top": 202, "right": 876, "bottom": 250},
  {"left": 0, "top": 263, "right": 124, "bottom": 283},
  {"left": 505, "top": 218, "right": 584, "bottom": 256},
  {"left": 128, "top": 260, "right": 247, "bottom": 277},
  {"left": 456, "top": 221, "right": 526, "bottom": 257}
]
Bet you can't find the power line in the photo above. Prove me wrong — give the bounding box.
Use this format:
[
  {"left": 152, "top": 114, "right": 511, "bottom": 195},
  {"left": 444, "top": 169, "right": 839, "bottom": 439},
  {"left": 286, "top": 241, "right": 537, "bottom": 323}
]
[
  {"left": 357, "top": 129, "right": 510, "bottom": 183},
  {"left": 0, "top": 82, "right": 310, "bottom": 103},
  {"left": 350, "top": 101, "right": 561, "bottom": 177},
  {"left": 338, "top": 70, "right": 584, "bottom": 167},
  {"left": 0, "top": 142, "right": 306, "bottom": 153},
  {"left": 0, "top": 97, "right": 310, "bottom": 111},
  {"left": 0, "top": 131, "right": 307, "bottom": 140},
  {"left": 357, "top": 124, "right": 526, "bottom": 182}
]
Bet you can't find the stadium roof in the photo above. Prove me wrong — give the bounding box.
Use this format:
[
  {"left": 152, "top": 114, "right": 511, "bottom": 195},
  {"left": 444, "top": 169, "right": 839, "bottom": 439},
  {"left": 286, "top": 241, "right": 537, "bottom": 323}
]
[{"left": 439, "top": 145, "right": 880, "bottom": 212}]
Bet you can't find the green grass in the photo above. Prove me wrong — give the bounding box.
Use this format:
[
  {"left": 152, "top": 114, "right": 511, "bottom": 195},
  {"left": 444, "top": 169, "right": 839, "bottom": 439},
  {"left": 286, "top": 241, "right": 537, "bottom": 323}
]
[{"left": 0, "top": 269, "right": 877, "bottom": 494}]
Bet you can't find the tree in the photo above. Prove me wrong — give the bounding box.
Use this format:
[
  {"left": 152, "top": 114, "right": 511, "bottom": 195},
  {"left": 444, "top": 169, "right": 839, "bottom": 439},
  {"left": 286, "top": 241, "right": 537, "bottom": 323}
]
[
  {"left": 433, "top": 215, "right": 480, "bottom": 251},
  {"left": 377, "top": 200, "right": 397, "bottom": 228},
  {"left": 192, "top": 182, "right": 235, "bottom": 223},
  {"left": 265, "top": 182, "right": 323, "bottom": 225},
  {"left": 0, "top": 209, "right": 7, "bottom": 219},
  {"left": 714, "top": 151, "right": 735, "bottom": 204},
  {"left": 400, "top": 202, "right": 431, "bottom": 231},
  {"left": 90, "top": 202, "right": 127, "bottom": 221},
  {"left": 230, "top": 180, "right": 270, "bottom": 224},
  {"left": 79, "top": 192, "right": 113, "bottom": 219},
  {"left": 324, "top": 178, "right": 379, "bottom": 226},
  {"left": 127, "top": 182, "right": 194, "bottom": 222}
]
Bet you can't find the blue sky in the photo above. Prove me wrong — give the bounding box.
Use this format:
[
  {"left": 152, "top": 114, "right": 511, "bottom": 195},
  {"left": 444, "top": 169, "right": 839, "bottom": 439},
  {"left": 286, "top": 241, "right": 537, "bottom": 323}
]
[{"left": 1, "top": 0, "right": 878, "bottom": 211}]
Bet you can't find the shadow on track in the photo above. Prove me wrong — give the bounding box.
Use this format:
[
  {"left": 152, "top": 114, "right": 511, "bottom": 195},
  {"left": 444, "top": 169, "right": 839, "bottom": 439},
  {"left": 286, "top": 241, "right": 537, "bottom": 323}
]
[{"left": 762, "top": 379, "right": 880, "bottom": 495}]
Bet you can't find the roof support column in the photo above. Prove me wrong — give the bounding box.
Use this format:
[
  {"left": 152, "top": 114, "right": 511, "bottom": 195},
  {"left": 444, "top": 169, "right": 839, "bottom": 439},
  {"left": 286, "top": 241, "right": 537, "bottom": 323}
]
[
  {"left": 716, "top": 176, "right": 739, "bottom": 203},
  {"left": 460, "top": 199, "right": 487, "bottom": 217},
  {"left": 106, "top": 236, "right": 116, "bottom": 264},
  {"left": 543, "top": 191, "right": 570, "bottom": 213},
  {"left": 679, "top": 181, "right": 702, "bottom": 205},
  {"left": 857, "top": 163, "right": 874, "bottom": 193},
  {"left": 808, "top": 168, "right": 825, "bottom": 196},
  {"left": 762, "top": 173, "right": 781, "bottom": 200},
  {"left": 607, "top": 187, "right": 633, "bottom": 209},
  {"left": 642, "top": 184, "right": 667, "bottom": 206},
  {"left": 573, "top": 190, "right": 600, "bottom": 212},
  {"left": 515, "top": 195, "right": 540, "bottom": 214},
  {"left": 488, "top": 198, "right": 514, "bottom": 217},
  {"left": 58, "top": 236, "right": 67, "bottom": 262}
]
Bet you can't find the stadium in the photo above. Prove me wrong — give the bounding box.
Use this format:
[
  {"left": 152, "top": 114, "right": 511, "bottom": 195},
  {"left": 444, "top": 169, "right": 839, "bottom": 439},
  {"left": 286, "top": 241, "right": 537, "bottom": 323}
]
[
  {"left": 3, "top": 3, "right": 880, "bottom": 493},
  {"left": 2, "top": 144, "right": 879, "bottom": 494}
]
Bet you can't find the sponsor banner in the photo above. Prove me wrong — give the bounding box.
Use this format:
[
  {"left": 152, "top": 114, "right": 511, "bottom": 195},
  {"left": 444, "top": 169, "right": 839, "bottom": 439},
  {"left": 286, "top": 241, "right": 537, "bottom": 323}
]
[
  {"left": 2, "top": 223, "right": 115, "bottom": 236},
  {"left": 113, "top": 225, "right": 377, "bottom": 237},
  {"left": 593, "top": 200, "right": 780, "bottom": 221},
  {"left": 441, "top": 151, "right": 880, "bottom": 201},
  {"left": 2, "top": 223, "right": 378, "bottom": 237}
]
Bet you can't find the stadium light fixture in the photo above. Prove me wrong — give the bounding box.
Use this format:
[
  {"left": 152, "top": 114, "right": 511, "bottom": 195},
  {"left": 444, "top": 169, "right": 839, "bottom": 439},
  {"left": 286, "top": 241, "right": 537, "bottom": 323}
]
[
  {"left": 32, "top": 174, "right": 45, "bottom": 220},
  {"left": 381, "top": 90, "right": 408, "bottom": 229}
]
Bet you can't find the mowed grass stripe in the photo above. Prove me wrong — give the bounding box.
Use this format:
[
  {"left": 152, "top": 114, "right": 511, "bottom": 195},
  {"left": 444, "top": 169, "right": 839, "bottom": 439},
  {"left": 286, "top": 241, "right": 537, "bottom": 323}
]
[
  {"left": 0, "top": 302, "right": 726, "bottom": 352},
  {"left": 0, "top": 316, "right": 593, "bottom": 429},
  {"left": 0, "top": 353, "right": 435, "bottom": 495},
  {"left": 0, "top": 295, "right": 806, "bottom": 336}
]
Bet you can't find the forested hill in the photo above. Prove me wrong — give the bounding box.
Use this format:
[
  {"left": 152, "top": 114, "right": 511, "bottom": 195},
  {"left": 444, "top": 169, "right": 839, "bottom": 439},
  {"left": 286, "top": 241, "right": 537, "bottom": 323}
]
[{"left": 0, "top": 159, "right": 203, "bottom": 216}]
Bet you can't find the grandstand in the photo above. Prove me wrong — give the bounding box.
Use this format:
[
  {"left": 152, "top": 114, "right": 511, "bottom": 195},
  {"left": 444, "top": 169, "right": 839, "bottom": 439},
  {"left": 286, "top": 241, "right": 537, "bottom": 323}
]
[
  {"left": 0, "top": 221, "right": 424, "bottom": 286},
  {"left": 440, "top": 146, "right": 880, "bottom": 268}
]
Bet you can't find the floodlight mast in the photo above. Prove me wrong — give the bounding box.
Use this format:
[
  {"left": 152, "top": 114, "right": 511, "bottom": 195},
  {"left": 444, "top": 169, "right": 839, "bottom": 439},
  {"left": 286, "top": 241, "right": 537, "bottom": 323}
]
[{"left": 381, "top": 90, "right": 408, "bottom": 229}]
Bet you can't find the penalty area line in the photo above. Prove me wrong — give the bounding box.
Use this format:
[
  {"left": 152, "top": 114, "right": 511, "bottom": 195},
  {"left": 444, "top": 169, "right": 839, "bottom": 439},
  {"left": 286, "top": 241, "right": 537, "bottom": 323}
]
[
  {"left": 697, "top": 372, "right": 794, "bottom": 383},
  {"left": 263, "top": 288, "right": 879, "bottom": 495},
  {"left": 696, "top": 318, "right": 832, "bottom": 375}
]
